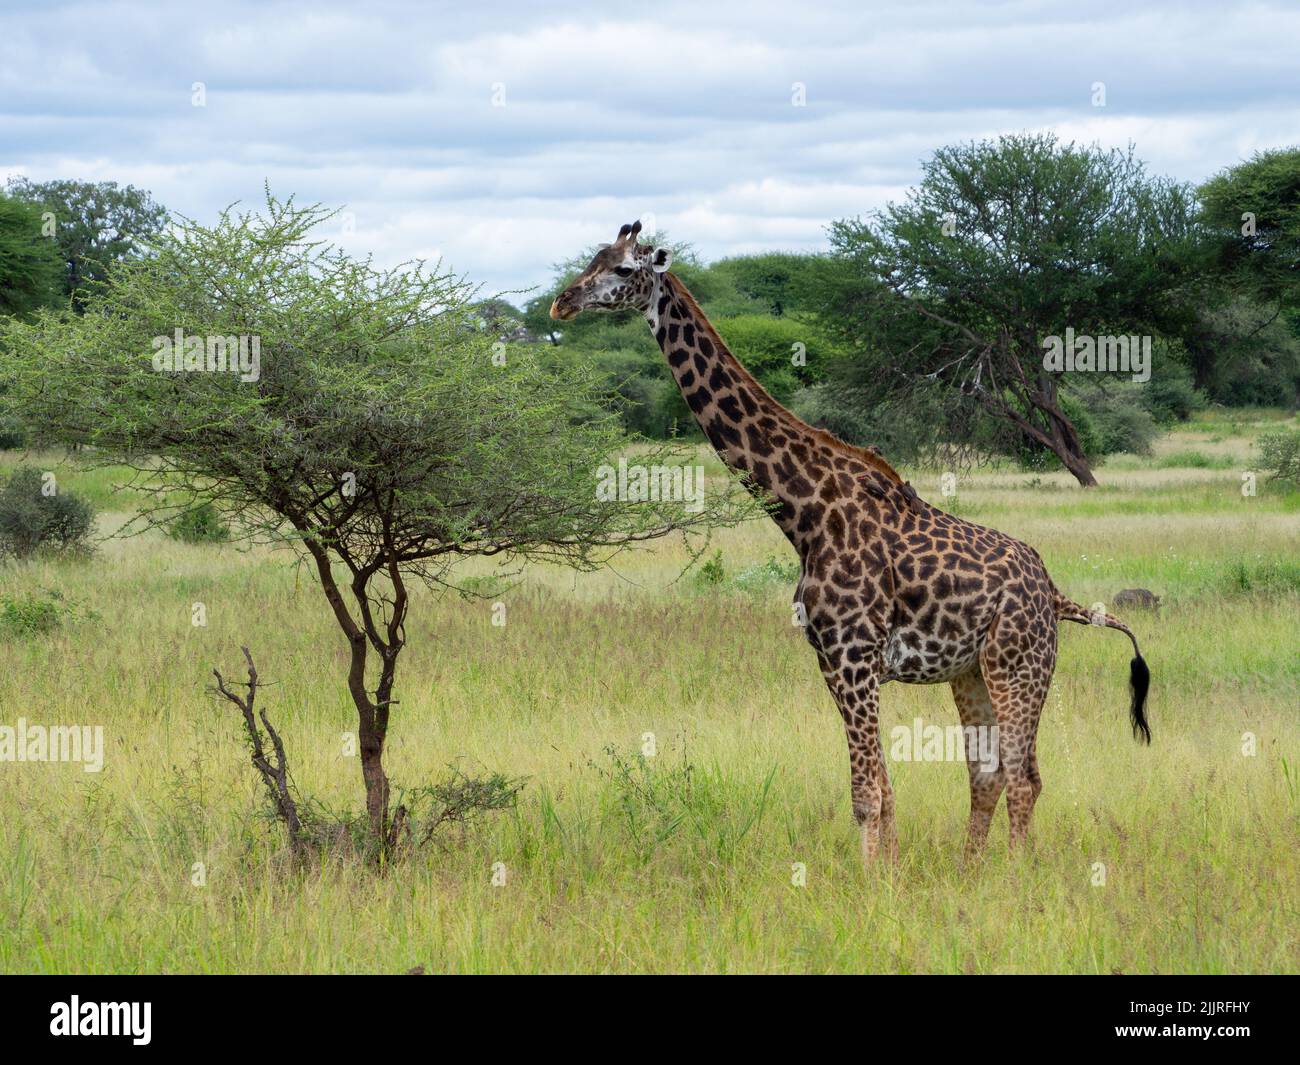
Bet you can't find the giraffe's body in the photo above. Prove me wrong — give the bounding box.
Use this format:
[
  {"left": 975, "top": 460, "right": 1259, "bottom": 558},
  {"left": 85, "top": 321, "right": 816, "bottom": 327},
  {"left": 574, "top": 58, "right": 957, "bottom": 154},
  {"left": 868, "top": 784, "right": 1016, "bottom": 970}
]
[{"left": 552, "top": 223, "right": 1151, "bottom": 864}]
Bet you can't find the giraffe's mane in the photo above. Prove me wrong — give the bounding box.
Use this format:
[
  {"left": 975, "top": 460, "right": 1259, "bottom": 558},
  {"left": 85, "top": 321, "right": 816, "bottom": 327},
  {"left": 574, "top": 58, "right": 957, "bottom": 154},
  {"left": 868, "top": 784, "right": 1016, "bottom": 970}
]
[{"left": 663, "top": 272, "right": 904, "bottom": 486}]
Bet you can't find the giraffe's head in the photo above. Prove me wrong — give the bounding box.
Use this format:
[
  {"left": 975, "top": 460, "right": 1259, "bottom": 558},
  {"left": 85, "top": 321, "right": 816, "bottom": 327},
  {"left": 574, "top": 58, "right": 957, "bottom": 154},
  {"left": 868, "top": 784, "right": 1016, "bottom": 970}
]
[{"left": 549, "top": 220, "right": 673, "bottom": 320}]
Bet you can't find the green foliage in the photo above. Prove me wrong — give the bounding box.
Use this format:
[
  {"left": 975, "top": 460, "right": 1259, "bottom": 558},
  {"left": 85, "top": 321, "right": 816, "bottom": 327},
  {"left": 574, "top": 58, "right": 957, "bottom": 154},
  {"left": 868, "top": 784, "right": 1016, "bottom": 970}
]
[
  {"left": 1257, "top": 427, "right": 1300, "bottom": 487},
  {"left": 791, "top": 380, "right": 959, "bottom": 458},
  {"left": 525, "top": 241, "right": 832, "bottom": 439},
  {"left": 0, "top": 419, "right": 27, "bottom": 450},
  {"left": 708, "top": 252, "right": 823, "bottom": 316},
  {"left": 455, "top": 574, "right": 511, "bottom": 599},
  {"left": 730, "top": 553, "right": 800, "bottom": 590},
  {"left": 167, "top": 502, "right": 230, "bottom": 544},
  {"left": 1157, "top": 450, "right": 1234, "bottom": 470},
  {"left": 1014, "top": 385, "right": 1160, "bottom": 464},
  {"left": 0, "top": 467, "right": 95, "bottom": 559},
  {"left": 1081, "top": 387, "right": 1159, "bottom": 456},
  {"left": 1221, "top": 557, "right": 1300, "bottom": 596},
  {"left": 0, "top": 588, "right": 95, "bottom": 639},
  {"left": 813, "top": 133, "right": 1206, "bottom": 482},
  {"left": 0, "top": 193, "right": 754, "bottom": 854},
  {"left": 590, "top": 347, "right": 680, "bottom": 438},
  {"left": 695, "top": 549, "right": 726, "bottom": 586},
  {"left": 691, "top": 549, "right": 799, "bottom": 592},
  {"left": 5, "top": 177, "right": 166, "bottom": 310},
  {"left": 0, "top": 194, "right": 747, "bottom": 567},
  {"left": 1198, "top": 147, "right": 1300, "bottom": 312},
  {"left": 1141, "top": 359, "right": 1206, "bottom": 424},
  {"left": 591, "top": 742, "right": 775, "bottom": 868},
  {"left": 1177, "top": 299, "right": 1300, "bottom": 407},
  {"left": 713, "top": 315, "right": 822, "bottom": 395},
  {"left": 469, "top": 297, "right": 524, "bottom": 337},
  {"left": 1190, "top": 149, "right": 1300, "bottom": 405},
  {"left": 0, "top": 192, "right": 64, "bottom": 317},
  {"left": 404, "top": 765, "right": 527, "bottom": 845},
  {"left": 1015, "top": 393, "right": 1102, "bottom": 469}
]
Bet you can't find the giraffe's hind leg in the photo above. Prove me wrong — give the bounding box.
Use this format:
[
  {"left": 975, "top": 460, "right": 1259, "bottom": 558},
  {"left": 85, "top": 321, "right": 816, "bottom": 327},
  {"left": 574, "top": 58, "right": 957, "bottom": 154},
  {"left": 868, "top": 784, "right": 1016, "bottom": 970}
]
[
  {"left": 950, "top": 669, "right": 1004, "bottom": 857},
  {"left": 980, "top": 609, "right": 1056, "bottom": 849}
]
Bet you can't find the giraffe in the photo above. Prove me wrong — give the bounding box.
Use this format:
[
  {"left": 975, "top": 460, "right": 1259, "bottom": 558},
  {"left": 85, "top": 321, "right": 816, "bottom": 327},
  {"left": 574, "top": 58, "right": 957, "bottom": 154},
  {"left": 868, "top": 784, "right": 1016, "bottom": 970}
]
[{"left": 551, "top": 221, "right": 1151, "bottom": 865}]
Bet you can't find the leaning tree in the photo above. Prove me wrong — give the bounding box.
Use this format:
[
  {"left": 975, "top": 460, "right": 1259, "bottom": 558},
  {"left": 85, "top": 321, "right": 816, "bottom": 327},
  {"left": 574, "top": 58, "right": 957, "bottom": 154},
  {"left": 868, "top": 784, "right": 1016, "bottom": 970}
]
[
  {"left": 813, "top": 134, "right": 1205, "bottom": 485},
  {"left": 0, "top": 194, "right": 749, "bottom": 852}
]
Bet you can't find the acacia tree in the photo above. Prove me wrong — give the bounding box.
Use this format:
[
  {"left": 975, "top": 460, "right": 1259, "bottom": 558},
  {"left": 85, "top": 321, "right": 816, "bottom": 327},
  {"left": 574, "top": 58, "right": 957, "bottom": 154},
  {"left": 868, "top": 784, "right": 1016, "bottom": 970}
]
[
  {"left": 813, "top": 134, "right": 1203, "bottom": 485},
  {"left": 1, "top": 194, "right": 748, "bottom": 850}
]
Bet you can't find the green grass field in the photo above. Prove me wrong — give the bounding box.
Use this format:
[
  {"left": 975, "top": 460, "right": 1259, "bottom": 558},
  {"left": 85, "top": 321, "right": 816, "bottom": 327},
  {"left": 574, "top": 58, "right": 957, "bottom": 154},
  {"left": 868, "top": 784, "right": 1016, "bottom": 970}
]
[{"left": 2, "top": 411, "right": 1298, "bottom": 973}]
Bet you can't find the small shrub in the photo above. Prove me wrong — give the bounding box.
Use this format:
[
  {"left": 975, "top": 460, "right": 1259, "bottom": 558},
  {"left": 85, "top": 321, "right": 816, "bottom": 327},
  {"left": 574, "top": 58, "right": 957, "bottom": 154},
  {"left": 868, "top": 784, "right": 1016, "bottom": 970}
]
[
  {"left": 0, "top": 589, "right": 95, "bottom": 639},
  {"left": 1086, "top": 391, "right": 1158, "bottom": 456},
  {"left": 406, "top": 767, "right": 527, "bottom": 846},
  {"left": 695, "top": 551, "right": 801, "bottom": 592},
  {"left": 696, "top": 549, "right": 726, "bottom": 586},
  {"left": 0, "top": 467, "right": 95, "bottom": 559},
  {"left": 731, "top": 554, "right": 800, "bottom": 590},
  {"left": 1258, "top": 428, "right": 1300, "bottom": 488},
  {"left": 167, "top": 502, "right": 230, "bottom": 544}
]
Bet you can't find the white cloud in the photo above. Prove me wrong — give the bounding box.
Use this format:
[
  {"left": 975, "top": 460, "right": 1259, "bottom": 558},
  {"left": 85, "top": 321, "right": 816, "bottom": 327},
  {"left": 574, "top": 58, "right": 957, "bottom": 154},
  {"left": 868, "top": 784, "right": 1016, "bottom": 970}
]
[{"left": 3, "top": 0, "right": 1298, "bottom": 296}]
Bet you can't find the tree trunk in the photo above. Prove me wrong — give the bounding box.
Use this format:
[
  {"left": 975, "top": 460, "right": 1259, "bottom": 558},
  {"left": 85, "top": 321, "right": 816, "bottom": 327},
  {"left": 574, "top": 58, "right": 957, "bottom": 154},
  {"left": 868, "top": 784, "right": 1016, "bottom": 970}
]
[
  {"left": 1034, "top": 379, "right": 1100, "bottom": 488},
  {"left": 358, "top": 714, "right": 390, "bottom": 843},
  {"left": 1056, "top": 446, "right": 1099, "bottom": 487},
  {"left": 302, "top": 536, "right": 398, "bottom": 854},
  {"left": 1047, "top": 406, "right": 1099, "bottom": 487}
]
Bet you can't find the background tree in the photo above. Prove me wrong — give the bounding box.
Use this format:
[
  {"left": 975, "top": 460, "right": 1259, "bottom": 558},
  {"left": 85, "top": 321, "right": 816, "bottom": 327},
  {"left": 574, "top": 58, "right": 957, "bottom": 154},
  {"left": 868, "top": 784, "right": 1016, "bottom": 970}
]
[
  {"left": 523, "top": 241, "right": 834, "bottom": 439},
  {"left": 5, "top": 177, "right": 167, "bottom": 310},
  {"left": 469, "top": 296, "right": 526, "bottom": 338},
  {"left": 0, "top": 194, "right": 750, "bottom": 853},
  {"left": 809, "top": 134, "right": 1206, "bottom": 485},
  {"left": 1198, "top": 147, "right": 1300, "bottom": 311},
  {"left": 1190, "top": 147, "right": 1300, "bottom": 407},
  {"left": 0, "top": 191, "right": 64, "bottom": 317},
  {"left": 709, "top": 252, "right": 821, "bottom": 317}
]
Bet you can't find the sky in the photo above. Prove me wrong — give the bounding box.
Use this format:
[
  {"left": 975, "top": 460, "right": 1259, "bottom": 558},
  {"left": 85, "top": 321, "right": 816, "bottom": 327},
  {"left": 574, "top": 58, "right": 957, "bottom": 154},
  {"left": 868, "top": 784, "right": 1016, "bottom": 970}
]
[{"left": 3, "top": 0, "right": 1299, "bottom": 302}]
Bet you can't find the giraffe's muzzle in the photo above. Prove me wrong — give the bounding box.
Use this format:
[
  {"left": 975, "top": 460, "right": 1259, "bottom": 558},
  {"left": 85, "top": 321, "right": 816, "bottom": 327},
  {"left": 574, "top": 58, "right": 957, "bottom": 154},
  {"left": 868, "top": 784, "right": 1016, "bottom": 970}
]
[{"left": 549, "top": 296, "right": 579, "bottom": 321}]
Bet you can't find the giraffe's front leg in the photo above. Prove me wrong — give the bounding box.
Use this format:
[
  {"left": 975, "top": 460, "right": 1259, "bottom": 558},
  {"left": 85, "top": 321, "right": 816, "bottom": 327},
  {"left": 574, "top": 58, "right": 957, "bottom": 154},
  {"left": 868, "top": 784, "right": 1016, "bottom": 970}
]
[{"left": 816, "top": 647, "right": 893, "bottom": 867}]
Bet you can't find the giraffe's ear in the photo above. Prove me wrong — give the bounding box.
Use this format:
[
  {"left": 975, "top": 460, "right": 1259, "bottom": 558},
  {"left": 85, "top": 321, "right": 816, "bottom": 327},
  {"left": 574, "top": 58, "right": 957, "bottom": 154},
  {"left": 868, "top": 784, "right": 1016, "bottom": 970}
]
[{"left": 650, "top": 247, "right": 673, "bottom": 273}]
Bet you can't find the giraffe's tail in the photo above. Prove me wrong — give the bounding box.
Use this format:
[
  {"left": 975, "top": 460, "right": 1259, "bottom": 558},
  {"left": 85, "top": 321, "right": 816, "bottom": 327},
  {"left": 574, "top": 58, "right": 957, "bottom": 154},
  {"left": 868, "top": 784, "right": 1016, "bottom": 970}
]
[{"left": 1052, "top": 590, "right": 1152, "bottom": 744}]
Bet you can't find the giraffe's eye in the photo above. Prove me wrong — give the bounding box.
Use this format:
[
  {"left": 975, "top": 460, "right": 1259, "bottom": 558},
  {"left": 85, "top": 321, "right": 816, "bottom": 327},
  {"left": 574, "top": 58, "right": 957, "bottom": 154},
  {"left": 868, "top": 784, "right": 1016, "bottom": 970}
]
[{"left": 614, "top": 266, "right": 634, "bottom": 277}]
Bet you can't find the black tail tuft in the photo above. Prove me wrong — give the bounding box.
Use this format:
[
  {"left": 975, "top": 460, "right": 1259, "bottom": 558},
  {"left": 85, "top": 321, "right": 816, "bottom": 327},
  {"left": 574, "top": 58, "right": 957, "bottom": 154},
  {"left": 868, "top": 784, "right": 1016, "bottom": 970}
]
[{"left": 1129, "top": 653, "right": 1151, "bottom": 744}]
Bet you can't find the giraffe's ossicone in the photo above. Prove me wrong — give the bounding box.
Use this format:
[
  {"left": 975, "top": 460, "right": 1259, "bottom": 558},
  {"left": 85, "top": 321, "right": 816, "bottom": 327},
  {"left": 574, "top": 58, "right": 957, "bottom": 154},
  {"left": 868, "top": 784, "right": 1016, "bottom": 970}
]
[{"left": 552, "top": 222, "right": 1151, "bottom": 865}]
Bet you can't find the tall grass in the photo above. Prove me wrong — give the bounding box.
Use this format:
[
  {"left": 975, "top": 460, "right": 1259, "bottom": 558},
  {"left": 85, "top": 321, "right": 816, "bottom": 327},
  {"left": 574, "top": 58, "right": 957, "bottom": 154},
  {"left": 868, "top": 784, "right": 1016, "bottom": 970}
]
[{"left": 0, "top": 417, "right": 1297, "bottom": 973}]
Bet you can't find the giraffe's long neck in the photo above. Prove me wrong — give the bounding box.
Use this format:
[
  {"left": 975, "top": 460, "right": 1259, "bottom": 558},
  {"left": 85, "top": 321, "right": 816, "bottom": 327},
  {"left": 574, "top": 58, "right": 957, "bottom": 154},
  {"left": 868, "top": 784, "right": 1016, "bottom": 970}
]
[{"left": 645, "top": 272, "right": 843, "bottom": 543}]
